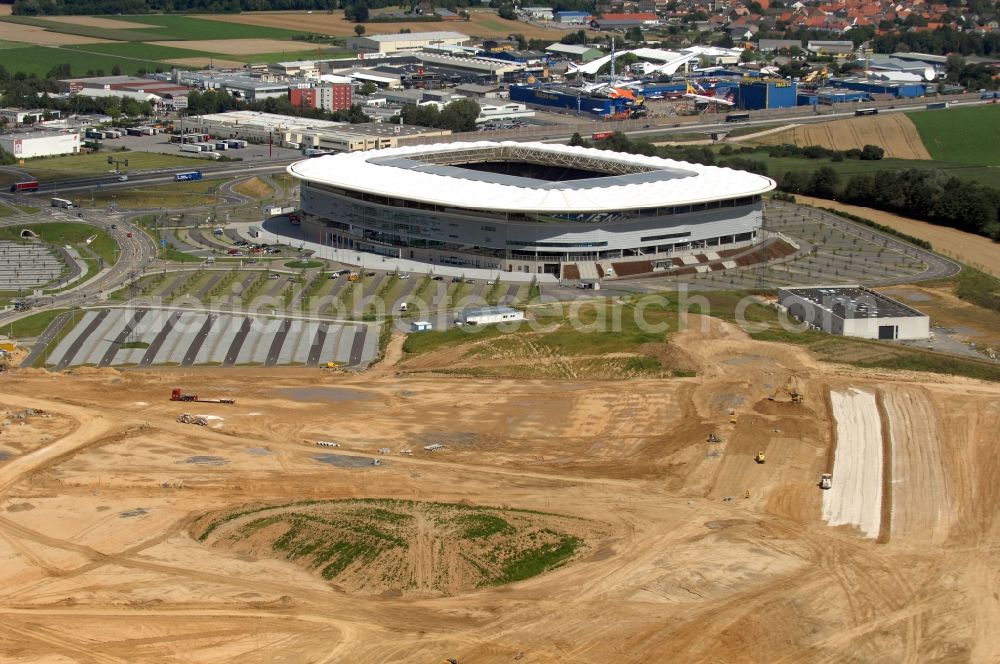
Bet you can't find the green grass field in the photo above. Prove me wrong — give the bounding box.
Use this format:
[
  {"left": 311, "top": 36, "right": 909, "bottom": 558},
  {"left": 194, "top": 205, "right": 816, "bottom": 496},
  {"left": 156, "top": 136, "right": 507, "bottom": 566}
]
[
  {"left": 0, "top": 222, "right": 116, "bottom": 265},
  {"left": 0, "top": 44, "right": 161, "bottom": 77},
  {"left": 0, "top": 14, "right": 316, "bottom": 41},
  {"left": 5, "top": 309, "right": 68, "bottom": 338},
  {"left": 720, "top": 153, "right": 1000, "bottom": 190},
  {"left": 24, "top": 151, "right": 208, "bottom": 180},
  {"left": 63, "top": 41, "right": 222, "bottom": 62},
  {"left": 907, "top": 105, "right": 1000, "bottom": 166}
]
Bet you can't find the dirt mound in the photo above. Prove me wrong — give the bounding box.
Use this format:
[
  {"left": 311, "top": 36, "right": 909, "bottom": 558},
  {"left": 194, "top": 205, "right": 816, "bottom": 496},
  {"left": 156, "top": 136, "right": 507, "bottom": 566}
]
[
  {"left": 193, "top": 499, "right": 600, "bottom": 595},
  {"left": 750, "top": 114, "right": 931, "bottom": 160}
]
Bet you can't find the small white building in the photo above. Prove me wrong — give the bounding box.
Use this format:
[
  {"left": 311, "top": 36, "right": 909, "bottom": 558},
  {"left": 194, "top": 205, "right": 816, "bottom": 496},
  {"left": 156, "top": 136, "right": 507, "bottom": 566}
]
[
  {"left": 0, "top": 131, "right": 80, "bottom": 158},
  {"left": 411, "top": 321, "right": 433, "bottom": 332},
  {"left": 778, "top": 285, "right": 929, "bottom": 340},
  {"left": 458, "top": 305, "right": 526, "bottom": 326},
  {"left": 477, "top": 102, "right": 535, "bottom": 124}
]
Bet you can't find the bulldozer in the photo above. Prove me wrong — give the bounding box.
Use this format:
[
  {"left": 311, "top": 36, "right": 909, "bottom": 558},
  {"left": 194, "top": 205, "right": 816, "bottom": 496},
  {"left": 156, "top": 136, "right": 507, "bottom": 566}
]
[
  {"left": 819, "top": 473, "right": 833, "bottom": 490},
  {"left": 177, "top": 414, "right": 208, "bottom": 426},
  {"left": 754, "top": 450, "right": 766, "bottom": 464}
]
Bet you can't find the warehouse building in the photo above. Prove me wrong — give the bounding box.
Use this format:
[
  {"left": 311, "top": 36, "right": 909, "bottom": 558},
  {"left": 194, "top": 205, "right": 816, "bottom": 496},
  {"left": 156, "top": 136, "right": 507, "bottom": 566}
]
[
  {"left": 545, "top": 43, "right": 604, "bottom": 62},
  {"left": 778, "top": 286, "right": 929, "bottom": 340},
  {"left": 0, "top": 130, "right": 80, "bottom": 158},
  {"left": 458, "top": 306, "right": 525, "bottom": 326},
  {"left": 735, "top": 79, "right": 798, "bottom": 109},
  {"left": 346, "top": 31, "right": 470, "bottom": 55}
]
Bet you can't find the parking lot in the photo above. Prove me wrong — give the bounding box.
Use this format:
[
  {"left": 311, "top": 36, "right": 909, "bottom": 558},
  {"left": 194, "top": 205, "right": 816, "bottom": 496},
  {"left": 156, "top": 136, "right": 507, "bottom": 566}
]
[{"left": 33, "top": 307, "right": 377, "bottom": 370}]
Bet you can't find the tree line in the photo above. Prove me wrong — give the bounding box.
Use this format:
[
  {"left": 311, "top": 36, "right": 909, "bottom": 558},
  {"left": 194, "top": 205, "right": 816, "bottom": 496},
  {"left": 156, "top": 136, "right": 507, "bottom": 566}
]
[{"left": 780, "top": 167, "right": 1000, "bottom": 240}]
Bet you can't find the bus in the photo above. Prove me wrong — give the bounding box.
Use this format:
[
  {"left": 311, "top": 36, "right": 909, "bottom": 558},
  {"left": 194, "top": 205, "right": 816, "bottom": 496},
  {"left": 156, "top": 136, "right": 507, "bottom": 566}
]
[
  {"left": 10, "top": 180, "right": 39, "bottom": 193},
  {"left": 724, "top": 113, "right": 751, "bottom": 123},
  {"left": 855, "top": 108, "right": 878, "bottom": 116},
  {"left": 51, "top": 197, "right": 74, "bottom": 209},
  {"left": 174, "top": 171, "right": 203, "bottom": 182}
]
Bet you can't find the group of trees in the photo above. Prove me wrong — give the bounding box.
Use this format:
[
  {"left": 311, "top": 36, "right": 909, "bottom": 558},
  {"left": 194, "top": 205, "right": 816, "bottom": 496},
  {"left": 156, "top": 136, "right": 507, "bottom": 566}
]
[
  {"left": 762, "top": 142, "right": 885, "bottom": 161},
  {"left": 397, "top": 98, "right": 480, "bottom": 132},
  {"left": 780, "top": 167, "right": 1000, "bottom": 239}
]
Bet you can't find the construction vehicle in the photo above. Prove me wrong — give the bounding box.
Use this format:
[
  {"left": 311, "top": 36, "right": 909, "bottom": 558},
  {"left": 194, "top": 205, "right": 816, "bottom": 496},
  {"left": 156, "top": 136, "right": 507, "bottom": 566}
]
[
  {"left": 754, "top": 450, "right": 766, "bottom": 464},
  {"left": 707, "top": 432, "right": 720, "bottom": 443},
  {"left": 322, "top": 362, "right": 339, "bottom": 369},
  {"left": 819, "top": 473, "right": 833, "bottom": 490},
  {"left": 170, "top": 388, "right": 235, "bottom": 404},
  {"left": 177, "top": 414, "right": 208, "bottom": 426},
  {"left": 348, "top": 273, "right": 361, "bottom": 282}
]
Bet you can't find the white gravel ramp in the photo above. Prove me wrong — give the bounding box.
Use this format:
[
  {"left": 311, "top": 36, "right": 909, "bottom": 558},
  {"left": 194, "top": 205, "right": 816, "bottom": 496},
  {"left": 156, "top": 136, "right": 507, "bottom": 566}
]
[
  {"left": 335, "top": 326, "right": 357, "bottom": 363},
  {"left": 823, "top": 388, "right": 884, "bottom": 538}
]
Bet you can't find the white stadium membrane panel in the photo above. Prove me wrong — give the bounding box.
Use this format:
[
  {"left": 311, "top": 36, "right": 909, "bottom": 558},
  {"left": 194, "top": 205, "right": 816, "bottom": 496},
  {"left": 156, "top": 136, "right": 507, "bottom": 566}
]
[{"left": 288, "top": 141, "right": 775, "bottom": 213}]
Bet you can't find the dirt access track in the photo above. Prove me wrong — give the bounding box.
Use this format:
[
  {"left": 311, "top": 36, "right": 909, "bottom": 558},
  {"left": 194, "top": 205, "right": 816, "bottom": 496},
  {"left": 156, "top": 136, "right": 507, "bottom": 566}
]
[{"left": 0, "top": 319, "right": 998, "bottom": 663}]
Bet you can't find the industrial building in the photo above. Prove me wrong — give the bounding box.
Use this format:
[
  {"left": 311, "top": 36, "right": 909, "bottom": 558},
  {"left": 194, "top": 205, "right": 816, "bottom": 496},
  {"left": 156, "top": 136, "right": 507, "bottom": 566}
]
[
  {"left": 458, "top": 306, "right": 526, "bottom": 326},
  {"left": 0, "top": 130, "right": 80, "bottom": 158},
  {"left": 346, "top": 31, "right": 470, "bottom": 55},
  {"left": 287, "top": 141, "right": 774, "bottom": 274},
  {"left": 509, "top": 84, "right": 644, "bottom": 117},
  {"left": 184, "top": 110, "right": 448, "bottom": 152},
  {"left": 778, "top": 286, "right": 930, "bottom": 340},
  {"left": 545, "top": 43, "right": 604, "bottom": 62},
  {"left": 734, "top": 79, "right": 798, "bottom": 110},
  {"left": 0, "top": 108, "right": 60, "bottom": 125},
  {"left": 828, "top": 77, "right": 927, "bottom": 98}
]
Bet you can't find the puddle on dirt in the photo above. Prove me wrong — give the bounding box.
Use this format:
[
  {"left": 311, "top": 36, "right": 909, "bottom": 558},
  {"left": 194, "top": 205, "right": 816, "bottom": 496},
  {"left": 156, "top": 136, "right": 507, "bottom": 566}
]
[
  {"left": 278, "top": 387, "right": 372, "bottom": 403},
  {"left": 120, "top": 508, "right": 149, "bottom": 518},
  {"left": 313, "top": 453, "right": 383, "bottom": 468},
  {"left": 0, "top": 450, "right": 10, "bottom": 461},
  {"left": 246, "top": 447, "right": 273, "bottom": 456},
  {"left": 177, "top": 456, "right": 229, "bottom": 466}
]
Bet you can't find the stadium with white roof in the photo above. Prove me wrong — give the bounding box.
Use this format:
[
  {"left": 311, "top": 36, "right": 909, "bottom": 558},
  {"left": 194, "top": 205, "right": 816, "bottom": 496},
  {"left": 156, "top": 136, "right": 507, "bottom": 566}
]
[{"left": 286, "top": 141, "right": 775, "bottom": 275}]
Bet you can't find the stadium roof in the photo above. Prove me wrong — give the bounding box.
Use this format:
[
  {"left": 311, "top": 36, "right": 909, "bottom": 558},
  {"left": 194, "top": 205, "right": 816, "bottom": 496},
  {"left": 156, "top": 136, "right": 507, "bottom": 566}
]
[{"left": 288, "top": 141, "right": 775, "bottom": 213}]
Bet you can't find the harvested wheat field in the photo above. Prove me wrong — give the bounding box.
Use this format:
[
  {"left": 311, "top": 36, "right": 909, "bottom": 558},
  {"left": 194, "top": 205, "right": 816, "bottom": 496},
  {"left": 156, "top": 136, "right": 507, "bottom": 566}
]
[
  {"left": 1, "top": 317, "right": 999, "bottom": 662},
  {"left": 751, "top": 114, "right": 932, "bottom": 160},
  {"left": 41, "top": 15, "right": 159, "bottom": 30},
  {"left": 0, "top": 22, "right": 113, "bottom": 45},
  {"left": 795, "top": 194, "right": 1000, "bottom": 276},
  {"left": 201, "top": 9, "right": 597, "bottom": 40},
  {"left": 148, "top": 38, "right": 314, "bottom": 55}
]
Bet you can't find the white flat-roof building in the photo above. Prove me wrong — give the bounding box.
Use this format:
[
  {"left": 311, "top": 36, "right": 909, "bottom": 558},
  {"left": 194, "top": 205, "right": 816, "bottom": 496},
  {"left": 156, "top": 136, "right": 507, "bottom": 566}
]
[
  {"left": 778, "top": 285, "right": 930, "bottom": 340},
  {"left": 0, "top": 131, "right": 80, "bottom": 158},
  {"left": 346, "top": 31, "right": 470, "bottom": 55},
  {"left": 458, "top": 306, "right": 526, "bottom": 326}
]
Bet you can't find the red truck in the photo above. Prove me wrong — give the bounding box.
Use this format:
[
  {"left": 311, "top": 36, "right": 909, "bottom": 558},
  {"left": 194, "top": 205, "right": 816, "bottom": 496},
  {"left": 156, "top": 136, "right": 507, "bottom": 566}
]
[{"left": 10, "top": 180, "right": 39, "bottom": 193}]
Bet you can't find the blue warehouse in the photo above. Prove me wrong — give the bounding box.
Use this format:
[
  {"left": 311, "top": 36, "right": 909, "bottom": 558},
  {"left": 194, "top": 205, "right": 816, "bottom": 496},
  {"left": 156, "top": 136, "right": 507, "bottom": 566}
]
[{"left": 735, "top": 80, "right": 798, "bottom": 110}]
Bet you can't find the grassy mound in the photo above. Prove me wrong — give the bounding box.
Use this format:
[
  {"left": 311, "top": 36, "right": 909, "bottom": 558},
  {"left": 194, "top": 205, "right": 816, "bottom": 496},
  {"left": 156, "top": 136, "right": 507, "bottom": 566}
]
[{"left": 193, "top": 499, "right": 597, "bottom": 594}]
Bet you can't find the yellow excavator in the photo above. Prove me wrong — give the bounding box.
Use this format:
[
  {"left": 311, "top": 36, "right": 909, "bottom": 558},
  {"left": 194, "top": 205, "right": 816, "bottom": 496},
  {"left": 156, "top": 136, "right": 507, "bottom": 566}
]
[{"left": 754, "top": 450, "right": 766, "bottom": 464}]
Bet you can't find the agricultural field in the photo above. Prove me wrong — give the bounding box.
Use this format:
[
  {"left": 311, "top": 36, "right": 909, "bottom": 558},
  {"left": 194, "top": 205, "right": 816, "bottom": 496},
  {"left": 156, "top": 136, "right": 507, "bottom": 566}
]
[
  {"left": 201, "top": 8, "right": 599, "bottom": 41},
  {"left": 907, "top": 104, "right": 1000, "bottom": 166},
  {"left": 746, "top": 114, "right": 931, "bottom": 160},
  {"left": 0, "top": 13, "right": 342, "bottom": 74}
]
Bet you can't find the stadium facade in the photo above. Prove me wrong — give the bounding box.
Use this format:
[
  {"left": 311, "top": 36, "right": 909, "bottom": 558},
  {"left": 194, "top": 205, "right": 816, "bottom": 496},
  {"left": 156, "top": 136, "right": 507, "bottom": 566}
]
[{"left": 287, "top": 141, "right": 775, "bottom": 275}]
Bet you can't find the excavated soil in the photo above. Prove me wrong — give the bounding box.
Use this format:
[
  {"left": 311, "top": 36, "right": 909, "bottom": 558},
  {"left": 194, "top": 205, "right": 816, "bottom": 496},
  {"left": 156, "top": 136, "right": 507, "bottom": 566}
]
[{"left": 0, "top": 318, "right": 998, "bottom": 662}]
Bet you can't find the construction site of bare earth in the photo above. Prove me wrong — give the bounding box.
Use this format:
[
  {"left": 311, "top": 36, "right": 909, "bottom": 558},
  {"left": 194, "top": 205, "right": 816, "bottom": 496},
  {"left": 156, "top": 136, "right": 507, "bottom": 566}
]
[{"left": 1, "top": 315, "right": 999, "bottom": 664}]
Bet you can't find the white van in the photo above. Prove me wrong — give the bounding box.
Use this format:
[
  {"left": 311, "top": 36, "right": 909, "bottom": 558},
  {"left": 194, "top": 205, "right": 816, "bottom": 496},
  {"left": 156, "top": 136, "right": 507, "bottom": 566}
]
[{"left": 399, "top": 302, "right": 409, "bottom": 312}]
